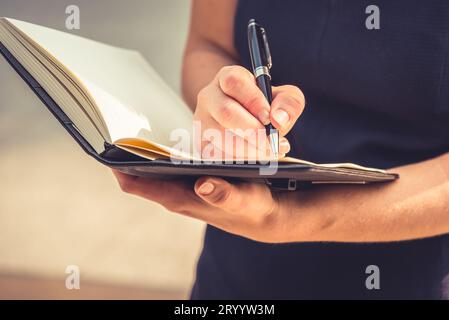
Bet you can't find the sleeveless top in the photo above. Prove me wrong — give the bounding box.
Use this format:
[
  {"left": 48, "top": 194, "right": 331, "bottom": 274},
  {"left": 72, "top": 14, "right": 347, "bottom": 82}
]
[{"left": 191, "top": 0, "right": 449, "bottom": 299}]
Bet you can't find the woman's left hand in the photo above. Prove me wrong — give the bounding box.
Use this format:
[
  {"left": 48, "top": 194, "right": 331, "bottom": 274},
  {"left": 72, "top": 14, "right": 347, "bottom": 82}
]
[{"left": 113, "top": 170, "right": 296, "bottom": 243}]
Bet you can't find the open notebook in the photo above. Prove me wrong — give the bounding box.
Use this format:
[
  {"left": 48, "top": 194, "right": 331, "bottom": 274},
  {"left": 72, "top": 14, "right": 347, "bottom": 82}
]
[{"left": 0, "top": 17, "right": 398, "bottom": 190}]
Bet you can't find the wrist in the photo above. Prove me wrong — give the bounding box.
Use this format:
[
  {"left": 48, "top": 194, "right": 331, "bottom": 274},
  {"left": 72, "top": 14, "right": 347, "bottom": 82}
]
[{"left": 274, "top": 191, "right": 331, "bottom": 243}]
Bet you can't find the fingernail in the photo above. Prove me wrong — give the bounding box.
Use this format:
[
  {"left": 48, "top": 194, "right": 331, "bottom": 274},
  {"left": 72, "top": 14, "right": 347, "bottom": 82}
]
[
  {"left": 273, "top": 109, "right": 290, "bottom": 127},
  {"left": 258, "top": 109, "right": 270, "bottom": 125},
  {"left": 198, "top": 182, "right": 215, "bottom": 195}
]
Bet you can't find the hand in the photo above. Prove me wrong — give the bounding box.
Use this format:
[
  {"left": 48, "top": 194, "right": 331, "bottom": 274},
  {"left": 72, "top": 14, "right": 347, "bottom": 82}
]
[
  {"left": 112, "top": 65, "right": 306, "bottom": 243},
  {"left": 194, "top": 65, "right": 305, "bottom": 159},
  {"left": 113, "top": 170, "right": 295, "bottom": 243}
]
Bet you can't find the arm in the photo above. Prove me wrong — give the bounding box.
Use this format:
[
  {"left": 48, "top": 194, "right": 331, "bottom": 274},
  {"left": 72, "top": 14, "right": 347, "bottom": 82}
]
[
  {"left": 282, "top": 152, "right": 449, "bottom": 243},
  {"left": 181, "top": 0, "right": 239, "bottom": 109},
  {"left": 113, "top": 151, "right": 449, "bottom": 243}
]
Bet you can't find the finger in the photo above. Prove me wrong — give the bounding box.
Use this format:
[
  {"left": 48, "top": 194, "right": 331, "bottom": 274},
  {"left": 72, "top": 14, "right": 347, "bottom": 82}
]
[
  {"left": 201, "top": 130, "right": 273, "bottom": 161},
  {"left": 279, "top": 137, "right": 291, "bottom": 155},
  {"left": 198, "top": 85, "right": 264, "bottom": 132},
  {"left": 195, "top": 101, "right": 272, "bottom": 160},
  {"left": 194, "top": 176, "right": 276, "bottom": 217},
  {"left": 194, "top": 113, "right": 257, "bottom": 160},
  {"left": 270, "top": 85, "right": 306, "bottom": 136},
  {"left": 195, "top": 87, "right": 290, "bottom": 159},
  {"left": 113, "top": 170, "right": 191, "bottom": 203},
  {"left": 200, "top": 119, "right": 289, "bottom": 160},
  {"left": 112, "top": 170, "right": 207, "bottom": 218},
  {"left": 217, "top": 66, "right": 271, "bottom": 125}
]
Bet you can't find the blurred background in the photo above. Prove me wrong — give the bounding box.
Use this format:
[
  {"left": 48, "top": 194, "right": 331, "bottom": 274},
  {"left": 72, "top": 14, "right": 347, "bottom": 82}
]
[{"left": 0, "top": 0, "right": 205, "bottom": 299}]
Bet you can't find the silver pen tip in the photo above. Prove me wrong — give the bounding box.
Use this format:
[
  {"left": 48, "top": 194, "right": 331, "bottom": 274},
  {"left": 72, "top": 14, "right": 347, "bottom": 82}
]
[{"left": 268, "top": 131, "right": 279, "bottom": 157}]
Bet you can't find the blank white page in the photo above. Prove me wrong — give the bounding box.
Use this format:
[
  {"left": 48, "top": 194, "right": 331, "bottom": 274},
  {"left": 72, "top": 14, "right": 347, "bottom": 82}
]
[{"left": 7, "top": 18, "right": 193, "bottom": 146}]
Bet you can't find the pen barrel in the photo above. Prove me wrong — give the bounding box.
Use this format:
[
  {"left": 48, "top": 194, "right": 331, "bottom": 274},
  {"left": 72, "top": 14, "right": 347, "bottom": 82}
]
[
  {"left": 255, "top": 74, "right": 275, "bottom": 136},
  {"left": 256, "top": 74, "right": 273, "bottom": 104},
  {"left": 266, "top": 123, "right": 276, "bottom": 137}
]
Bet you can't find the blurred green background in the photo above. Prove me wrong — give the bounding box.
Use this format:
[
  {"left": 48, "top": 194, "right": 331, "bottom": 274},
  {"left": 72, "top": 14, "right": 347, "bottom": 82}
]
[{"left": 0, "top": 0, "right": 204, "bottom": 299}]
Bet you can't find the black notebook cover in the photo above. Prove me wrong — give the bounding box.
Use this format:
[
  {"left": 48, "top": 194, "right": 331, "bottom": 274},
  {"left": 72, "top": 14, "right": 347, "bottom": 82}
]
[{"left": 0, "top": 42, "right": 398, "bottom": 190}]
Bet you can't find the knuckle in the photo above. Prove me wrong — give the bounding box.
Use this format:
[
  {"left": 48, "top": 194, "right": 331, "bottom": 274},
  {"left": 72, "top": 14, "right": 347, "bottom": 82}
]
[
  {"left": 223, "top": 73, "right": 242, "bottom": 92},
  {"left": 209, "top": 188, "right": 231, "bottom": 206},
  {"left": 220, "top": 67, "right": 245, "bottom": 92},
  {"left": 245, "top": 94, "right": 265, "bottom": 112},
  {"left": 217, "top": 100, "right": 235, "bottom": 123}
]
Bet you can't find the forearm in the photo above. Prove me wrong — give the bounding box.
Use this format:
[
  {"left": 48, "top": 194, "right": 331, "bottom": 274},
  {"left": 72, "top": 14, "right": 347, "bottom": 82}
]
[
  {"left": 182, "top": 40, "right": 237, "bottom": 109},
  {"left": 285, "top": 152, "right": 449, "bottom": 243}
]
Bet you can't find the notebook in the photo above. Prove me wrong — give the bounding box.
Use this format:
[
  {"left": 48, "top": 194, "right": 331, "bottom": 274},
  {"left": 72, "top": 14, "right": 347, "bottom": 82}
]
[{"left": 0, "top": 17, "right": 398, "bottom": 190}]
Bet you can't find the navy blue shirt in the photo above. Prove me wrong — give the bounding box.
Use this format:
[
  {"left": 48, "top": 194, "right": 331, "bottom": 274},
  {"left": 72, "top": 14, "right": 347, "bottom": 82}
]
[{"left": 191, "top": 0, "right": 449, "bottom": 299}]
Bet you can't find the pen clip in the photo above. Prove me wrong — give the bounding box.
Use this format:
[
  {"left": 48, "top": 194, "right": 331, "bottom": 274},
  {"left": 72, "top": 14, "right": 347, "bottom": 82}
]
[{"left": 260, "top": 27, "right": 272, "bottom": 69}]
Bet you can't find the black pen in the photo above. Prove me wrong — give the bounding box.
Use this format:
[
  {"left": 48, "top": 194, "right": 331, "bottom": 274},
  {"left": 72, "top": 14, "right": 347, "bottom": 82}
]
[{"left": 247, "top": 19, "right": 279, "bottom": 157}]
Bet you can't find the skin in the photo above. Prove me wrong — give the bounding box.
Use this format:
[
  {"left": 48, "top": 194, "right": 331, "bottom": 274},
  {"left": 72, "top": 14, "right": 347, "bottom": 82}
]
[{"left": 113, "top": 0, "right": 449, "bottom": 243}]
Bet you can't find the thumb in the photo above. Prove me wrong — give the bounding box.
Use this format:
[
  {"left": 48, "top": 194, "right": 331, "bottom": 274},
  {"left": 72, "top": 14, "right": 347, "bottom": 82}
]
[
  {"left": 270, "top": 85, "right": 305, "bottom": 136},
  {"left": 194, "top": 177, "right": 240, "bottom": 211},
  {"left": 194, "top": 177, "right": 274, "bottom": 214}
]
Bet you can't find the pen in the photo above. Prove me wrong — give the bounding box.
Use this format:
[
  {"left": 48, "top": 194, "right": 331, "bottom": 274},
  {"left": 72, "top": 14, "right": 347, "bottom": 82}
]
[{"left": 247, "top": 18, "right": 279, "bottom": 157}]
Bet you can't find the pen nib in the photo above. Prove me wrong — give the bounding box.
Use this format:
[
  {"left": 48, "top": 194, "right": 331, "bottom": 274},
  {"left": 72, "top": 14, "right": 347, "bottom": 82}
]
[{"left": 268, "top": 130, "right": 279, "bottom": 158}]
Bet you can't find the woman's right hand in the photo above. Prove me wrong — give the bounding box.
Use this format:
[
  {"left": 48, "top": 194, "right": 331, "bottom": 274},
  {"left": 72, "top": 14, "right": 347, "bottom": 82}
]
[{"left": 193, "top": 65, "right": 306, "bottom": 159}]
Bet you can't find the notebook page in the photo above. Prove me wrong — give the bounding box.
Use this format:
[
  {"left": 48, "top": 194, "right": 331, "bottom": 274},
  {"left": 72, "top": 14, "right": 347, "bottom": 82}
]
[{"left": 6, "top": 18, "right": 193, "bottom": 147}]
